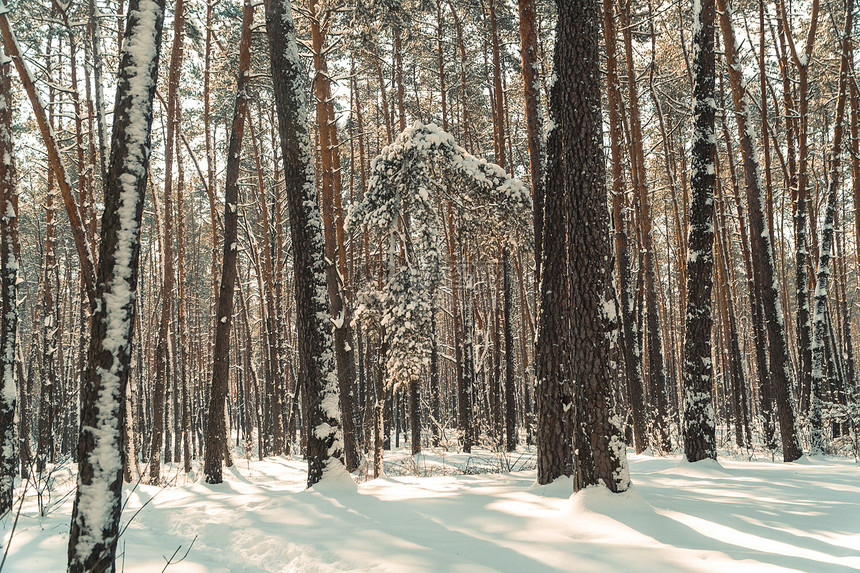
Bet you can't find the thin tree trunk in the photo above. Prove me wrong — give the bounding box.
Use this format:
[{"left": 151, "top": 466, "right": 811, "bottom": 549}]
[
  {"left": 618, "top": 0, "right": 671, "bottom": 452},
  {"left": 203, "top": 0, "right": 253, "bottom": 484},
  {"left": 716, "top": 0, "right": 802, "bottom": 461},
  {"left": 0, "top": 58, "right": 18, "bottom": 513},
  {"left": 808, "top": 0, "right": 852, "bottom": 454},
  {"left": 308, "top": 0, "right": 360, "bottom": 468}
]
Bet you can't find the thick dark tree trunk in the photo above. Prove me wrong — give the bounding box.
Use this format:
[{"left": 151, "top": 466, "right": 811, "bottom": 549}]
[
  {"left": 557, "top": 0, "right": 631, "bottom": 492},
  {"left": 682, "top": 0, "right": 717, "bottom": 463},
  {"left": 266, "top": 0, "right": 342, "bottom": 487},
  {"left": 534, "top": 81, "right": 572, "bottom": 484}
]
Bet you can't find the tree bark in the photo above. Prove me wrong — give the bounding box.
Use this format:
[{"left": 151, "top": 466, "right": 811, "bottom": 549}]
[
  {"left": 601, "top": 0, "right": 647, "bottom": 454},
  {"left": 150, "top": 0, "right": 183, "bottom": 483},
  {"left": 682, "top": 0, "right": 717, "bottom": 462},
  {"left": 67, "top": 0, "right": 165, "bottom": 568},
  {"left": 266, "top": 0, "right": 343, "bottom": 487},
  {"left": 203, "top": 0, "right": 253, "bottom": 484},
  {"left": 557, "top": 0, "right": 631, "bottom": 492},
  {"left": 808, "top": 0, "right": 852, "bottom": 454},
  {"left": 0, "top": 57, "right": 18, "bottom": 513}
]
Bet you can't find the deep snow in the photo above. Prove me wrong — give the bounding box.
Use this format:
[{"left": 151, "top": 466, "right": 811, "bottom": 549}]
[{"left": 4, "top": 449, "right": 859, "bottom": 572}]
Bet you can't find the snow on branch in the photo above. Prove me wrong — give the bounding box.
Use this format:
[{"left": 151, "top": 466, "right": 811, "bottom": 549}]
[{"left": 348, "top": 121, "right": 531, "bottom": 391}]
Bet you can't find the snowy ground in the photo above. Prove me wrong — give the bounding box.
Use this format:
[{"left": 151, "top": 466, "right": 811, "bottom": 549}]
[{"left": 4, "top": 448, "right": 859, "bottom": 572}]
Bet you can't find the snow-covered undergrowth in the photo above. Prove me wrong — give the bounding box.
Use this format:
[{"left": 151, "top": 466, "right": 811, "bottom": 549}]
[{"left": 4, "top": 449, "right": 859, "bottom": 572}]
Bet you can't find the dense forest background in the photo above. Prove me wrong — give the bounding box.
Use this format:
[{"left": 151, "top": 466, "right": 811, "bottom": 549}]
[{"left": 2, "top": 0, "right": 858, "bottom": 493}]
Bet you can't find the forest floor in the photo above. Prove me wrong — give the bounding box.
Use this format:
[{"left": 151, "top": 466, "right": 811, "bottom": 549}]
[{"left": 4, "top": 445, "right": 860, "bottom": 572}]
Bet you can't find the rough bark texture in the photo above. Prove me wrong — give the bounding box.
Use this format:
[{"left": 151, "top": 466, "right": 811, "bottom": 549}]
[
  {"left": 554, "top": 0, "right": 631, "bottom": 493},
  {"left": 534, "top": 30, "right": 572, "bottom": 485},
  {"left": 682, "top": 0, "right": 717, "bottom": 463},
  {"left": 266, "top": 0, "right": 342, "bottom": 487}
]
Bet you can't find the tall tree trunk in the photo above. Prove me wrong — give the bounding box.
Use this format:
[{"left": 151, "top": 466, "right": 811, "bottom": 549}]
[
  {"left": 682, "top": 0, "right": 717, "bottom": 463},
  {"left": 203, "top": 0, "right": 253, "bottom": 485},
  {"left": 0, "top": 57, "right": 19, "bottom": 513},
  {"left": 67, "top": 0, "right": 164, "bottom": 568},
  {"left": 808, "top": 0, "right": 852, "bottom": 454},
  {"left": 602, "top": 0, "right": 647, "bottom": 454},
  {"left": 266, "top": 0, "right": 343, "bottom": 487},
  {"left": 503, "top": 248, "right": 517, "bottom": 452},
  {"left": 308, "top": 0, "right": 360, "bottom": 468},
  {"left": 716, "top": 0, "right": 802, "bottom": 461},
  {"left": 536, "top": 7, "right": 574, "bottom": 486},
  {"left": 517, "top": 0, "right": 544, "bottom": 288},
  {"left": 557, "top": 0, "right": 631, "bottom": 492},
  {"left": 150, "top": 0, "right": 184, "bottom": 482},
  {"left": 618, "top": 0, "right": 672, "bottom": 452}
]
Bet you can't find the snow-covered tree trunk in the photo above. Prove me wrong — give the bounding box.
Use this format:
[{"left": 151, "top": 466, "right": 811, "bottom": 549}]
[
  {"left": 67, "top": 0, "right": 165, "bottom": 569},
  {"left": 809, "top": 0, "right": 853, "bottom": 455},
  {"left": 265, "top": 0, "right": 343, "bottom": 487},
  {"left": 309, "top": 0, "right": 360, "bottom": 470},
  {"left": 682, "top": 0, "right": 717, "bottom": 463},
  {"left": 203, "top": 0, "right": 253, "bottom": 485},
  {"left": 777, "top": 0, "right": 821, "bottom": 418},
  {"left": 0, "top": 55, "right": 18, "bottom": 514}
]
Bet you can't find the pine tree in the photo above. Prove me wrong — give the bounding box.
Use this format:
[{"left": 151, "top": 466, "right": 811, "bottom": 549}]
[
  {"left": 556, "top": 0, "right": 631, "bottom": 493},
  {"left": 203, "top": 0, "right": 254, "bottom": 485},
  {"left": 809, "top": 0, "right": 853, "bottom": 455},
  {"left": 265, "top": 0, "right": 343, "bottom": 487},
  {"left": 682, "top": 0, "right": 717, "bottom": 463},
  {"left": 67, "top": 0, "right": 165, "bottom": 569},
  {"left": 0, "top": 53, "right": 18, "bottom": 514}
]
